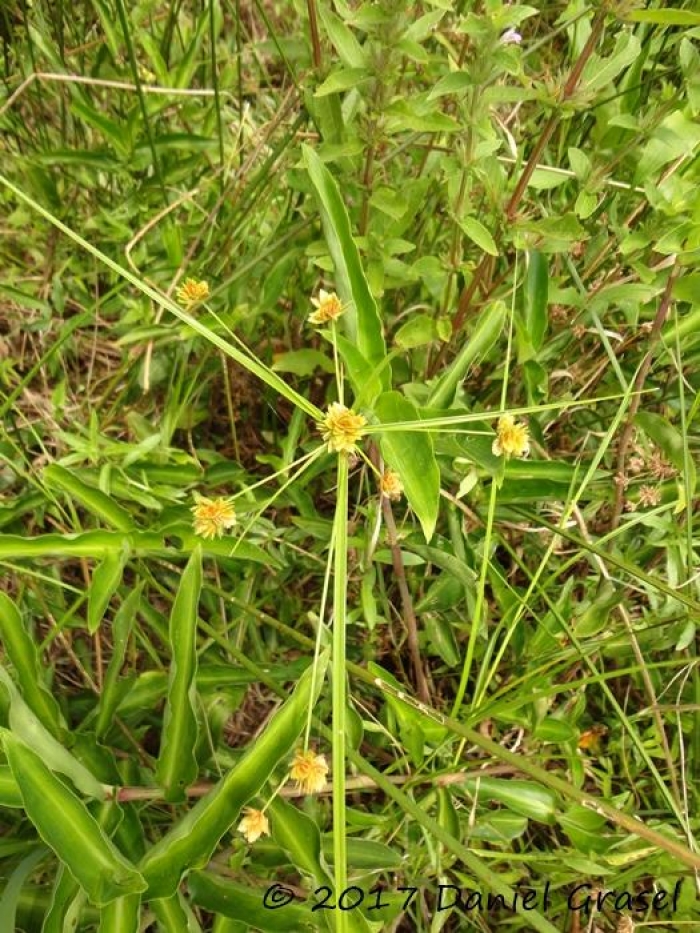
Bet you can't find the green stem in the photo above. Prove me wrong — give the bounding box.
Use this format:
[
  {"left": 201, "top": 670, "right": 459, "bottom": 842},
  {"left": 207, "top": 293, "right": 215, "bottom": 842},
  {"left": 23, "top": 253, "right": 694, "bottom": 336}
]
[{"left": 331, "top": 453, "right": 349, "bottom": 933}]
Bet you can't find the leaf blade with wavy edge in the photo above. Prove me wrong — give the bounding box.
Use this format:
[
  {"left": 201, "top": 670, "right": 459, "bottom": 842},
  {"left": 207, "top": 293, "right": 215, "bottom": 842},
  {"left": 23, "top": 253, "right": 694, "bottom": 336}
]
[
  {"left": 374, "top": 391, "right": 440, "bottom": 542},
  {"left": 156, "top": 547, "right": 202, "bottom": 803}
]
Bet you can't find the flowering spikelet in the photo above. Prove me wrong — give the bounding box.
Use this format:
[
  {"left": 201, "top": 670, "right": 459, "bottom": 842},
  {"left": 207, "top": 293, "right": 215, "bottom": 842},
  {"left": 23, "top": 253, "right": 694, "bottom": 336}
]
[
  {"left": 638, "top": 484, "right": 661, "bottom": 508},
  {"left": 492, "top": 414, "right": 530, "bottom": 459},
  {"left": 237, "top": 808, "right": 270, "bottom": 844},
  {"left": 290, "top": 748, "right": 329, "bottom": 795},
  {"left": 309, "top": 289, "right": 344, "bottom": 326},
  {"left": 191, "top": 496, "right": 237, "bottom": 539},
  {"left": 176, "top": 278, "right": 210, "bottom": 308},
  {"left": 380, "top": 469, "right": 403, "bottom": 501},
  {"left": 318, "top": 402, "right": 366, "bottom": 453}
]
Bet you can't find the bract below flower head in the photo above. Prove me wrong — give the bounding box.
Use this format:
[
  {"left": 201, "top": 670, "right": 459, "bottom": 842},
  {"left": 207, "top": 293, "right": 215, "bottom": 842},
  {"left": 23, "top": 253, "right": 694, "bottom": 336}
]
[
  {"left": 191, "top": 495, "right": 237, "bottom": 539},
  {"left": 176, "top": 278, "right": 210, "bottom": 308},
  {"left": 237, "top": 808, "right": 270, "bottom": 844},
  {"left": 309, "top": 289, "right": 344, "bottom": 326},
  {"left": 290, "top": 748, "right": 329, "bottom": 795},
  {"left": 492, "top": 414, "right": 529, "bottom": 459},
  {"left": 318, "top": 402, "right": 366, "bottom": 453}
]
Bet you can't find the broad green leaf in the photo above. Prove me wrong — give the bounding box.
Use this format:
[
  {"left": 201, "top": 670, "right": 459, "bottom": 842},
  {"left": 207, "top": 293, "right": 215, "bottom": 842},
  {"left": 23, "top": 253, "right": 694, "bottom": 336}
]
[
  {"left": 44, "top": 465, "right": 134, "bottom": 531},
  {"left": 98, "top": 894, "right": 141, "bottom": 933},
  {"left": 394, "top": 313, "right": 439, "bottom": 349},
  {"left": 581, "top": 33, "right": 641, "bottom": 94},
  {"left": 303, "top": 146, "right": 388, "bottom": 399},
  {"left": 2, "top": 733, "right": 146, "bottom": 906},
  {"left": 524, "top": 250, "right": 548, "bottom": 351},
  {"left": 188, "top": 873, "right": 313, "bottom": 930},
  {"left": 626, "top": 10, "right": 700, "bottom": 25},
  {"left": 428, "top": 300, "right": 507, "bottom": 408},
  {"left": 88, "top": 544, "right": 130, "bottom": 634},
  {"left": 271, "top": 348, "right": 335, "bottom": 376},
  {"left": 268, "top": 795, "right": 373, "bottom": 932},
  {"left": 458, "top": 216, "right": 498, "bottom": 256},
  {"left": 333, "top": 333, "right": 387, "bottom": 407},
  {"left": 0, "top": 665, "right": 105, "bottom": 799},
  {"left": 314, "top": 67, "right": 371, "bottom": 97},
  {"left": 374, "top": 391, "right": 440, "bottom": 542},
  {"left": 317, "top": 4, "right": 366, "bottom": 68},
  {"left": 427, "top": 71, "right": 473, "bottom": 99},
  {"left": 172, "top": 8, "right": 210, "bottom": 89},
  {"left": 0, "top": 592, "right": 64, "bottom": 736},
  {"left": 95, "top": 586, "right": 142, "bottom": 739},
  {"left": 0, "top": 765, "right": 22, "bottom": 807},
  {"left": 558, "top": 805, "right": 611, "bottom": 854},
  {"left": 149, "top": 892, "right": 202, "bottom": 932},
  {"left": 157, "top": 548, "right": 202, "bottom": 803},
  {"left": 463, "top": 777, "right": 557, "bottom": 823},
  {"left": 321, "top": 836, "right": 403, "bottom": 870},
  {"left": 139, "top": 653, "right": 329, "bottom": 898}
]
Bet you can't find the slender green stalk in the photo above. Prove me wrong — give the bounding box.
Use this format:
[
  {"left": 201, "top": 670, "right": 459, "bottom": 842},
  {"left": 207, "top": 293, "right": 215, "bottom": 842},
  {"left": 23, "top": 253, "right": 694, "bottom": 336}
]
[
  {"left": 331, "top": 453, "right": 349, "bottom": 933},
  {"left": 451, "top": 256, "right": 518, "bottom": 718}
]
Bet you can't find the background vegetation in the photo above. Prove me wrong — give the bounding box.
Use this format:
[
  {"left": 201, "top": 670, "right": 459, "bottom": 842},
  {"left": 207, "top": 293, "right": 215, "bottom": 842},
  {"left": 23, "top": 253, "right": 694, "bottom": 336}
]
[{"left": 0, "top": 1, "right": 699, "bottom": 931}]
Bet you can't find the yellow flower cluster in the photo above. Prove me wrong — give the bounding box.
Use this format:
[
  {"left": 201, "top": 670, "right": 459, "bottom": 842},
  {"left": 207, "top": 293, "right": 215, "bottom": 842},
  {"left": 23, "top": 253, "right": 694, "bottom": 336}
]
[
  {"left": 191, "top": 496, "right": 237, "bottom": 539},
  {"left": 236, "top": 748, "right": 329, "bottom": 845},
  {"left": 380, "top": 468, "right": 403, "bottom": 501},
  {"left": 176, "top": 278, "right": 210, "bottom": 308},
  {"left": 492, "top": 414, "right": 529, "bottom": 459},
  {"left": 318, "top": 402, "right": 366, "bottom": 453},
  {"left": 309, "top": 289, "right": 344, "bottom": 325}
]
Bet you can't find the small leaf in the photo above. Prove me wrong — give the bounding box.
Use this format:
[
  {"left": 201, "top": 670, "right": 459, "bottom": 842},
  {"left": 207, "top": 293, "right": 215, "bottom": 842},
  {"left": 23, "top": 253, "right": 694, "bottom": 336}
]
[
  {"left": 88, "top": 544, "right": 130, "bottom": 634},
  {"left": 458, "top": 215, "right": 498, "bottom": 256},
  {"left": 394, "top": 313, "right": 439, "bottom": 349},
  {"left": 427, "top": 71, "right": 473, "bottom": 99},
  {"left": 303, "top": 145, "right": 388, "bottom": 401},
  {"left": 271, "top": 349, "right": 335, "bottom": 376},
  {"left": 156, "top": 548, "right": 202, "bottom": 803},
  {"left": 463, "top": 777, "right": 557, "bottom": 824},
  {"left": 314, "top": 67, "right": 371, "bottom": 97},
  {"left": 374, "top": 391, "right": 440, "bottom": 542},
  {"left": 428, "top": 300, "right": 507, "bottom": 408},
  {"left": 524, "top": 250, "right": 548, "bottom": 351}
]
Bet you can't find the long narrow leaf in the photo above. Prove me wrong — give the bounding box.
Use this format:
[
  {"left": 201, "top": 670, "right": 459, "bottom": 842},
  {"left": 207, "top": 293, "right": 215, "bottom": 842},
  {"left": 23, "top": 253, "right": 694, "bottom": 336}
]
[
  {"left": 2, "top": 733, "right": 146, "bottom": 906},
  {"left": 139, "top": 652, "right": 329, "bottom": 898},
  {"left": 156, "top": 547, "right": 202, "bottom": 802},
  {"left": 303, "top": 145, "right": 388, "bottom": 399}
]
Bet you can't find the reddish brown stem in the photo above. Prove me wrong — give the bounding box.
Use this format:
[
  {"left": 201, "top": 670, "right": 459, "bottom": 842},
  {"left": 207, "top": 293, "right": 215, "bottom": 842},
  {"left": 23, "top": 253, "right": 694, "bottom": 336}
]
[{"left": 610, "top": 262, "right": 679, "bottom": 531}]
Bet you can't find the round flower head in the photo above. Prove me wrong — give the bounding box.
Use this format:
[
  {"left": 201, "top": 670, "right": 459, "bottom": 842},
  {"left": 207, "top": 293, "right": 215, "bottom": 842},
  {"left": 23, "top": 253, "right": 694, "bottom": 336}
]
[
  {"left": 237, "top": 808, "right": 270, "bottom": 844},
  {"left": 191, "top": 496, "right": 237, "bottom": 539},
  {"left": 176, "top": 278, "right": 210, "bottom": 308},
  {"left": 290, "top": 748, "right": 329, "bottom": 795},
  {"left": 309, "top": 289, "right": 344, "bottom": 326},
  {"left": 380, "top": 468, "right": 403, "bottom": 501},
  {"left": 318, "top": 402, "right": 366, "bottom": 453},
  {"left": 492, "top": 414, "right": 529, "bottom": 459}
]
